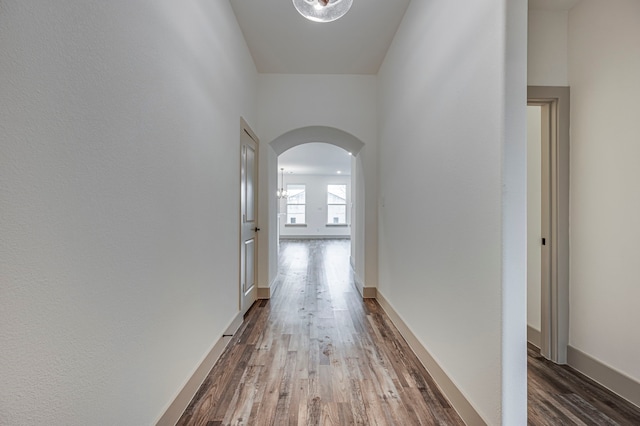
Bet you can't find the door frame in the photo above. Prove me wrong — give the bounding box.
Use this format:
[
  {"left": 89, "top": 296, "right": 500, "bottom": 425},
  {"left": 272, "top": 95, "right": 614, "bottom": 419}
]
[
  {"left": 239, "top": 117, "right": 259, "bottom": 315},
  {"left": 528, "top": 86, "right": 570, "bottom": 364}
]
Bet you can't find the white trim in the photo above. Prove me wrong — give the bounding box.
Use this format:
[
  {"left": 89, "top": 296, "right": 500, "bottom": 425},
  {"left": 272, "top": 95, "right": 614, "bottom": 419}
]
[
  {"left": 376, "top": 291, "right": 487, "bottom": 426},
  {"left": 155, "top": 311, "right": 244, "bottom": 426},
  {"left": 258, "top": 274, "right": 280, "bottom": 299},
  {"left": 527, "top": 325, "right": 541, "bottom": 348},
  {"left": 257, "top": 287, "right": 270, "bottom": 299},
  {"left": 567, "top": 346, "right": 640, "bottom": 408},
  {"left": 528, "top": 86, "right": 571, "bottom": 364},
  {"left": 352, "top": 268, "right": 364, "bottom": 297},
  {"left": 349, "top": 265, "right": 376, "bottom": 299},
  {"left": 362, "top": 287, "right": 377, "bottom": 299}
]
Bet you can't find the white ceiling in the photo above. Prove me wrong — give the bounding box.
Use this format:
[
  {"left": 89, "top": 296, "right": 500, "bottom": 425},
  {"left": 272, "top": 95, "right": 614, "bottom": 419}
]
[
  {"left": 278, "top": 143, "right": 352, "bottom": 176},
  {"left": 230, "top": 1, "right": 392, "bottom": 171},
  {"left": 231, "top": 0, "right": 579, "bottom": 173},
  {"left": 229, "top": 0, "right": 411, "bottom": 74}
]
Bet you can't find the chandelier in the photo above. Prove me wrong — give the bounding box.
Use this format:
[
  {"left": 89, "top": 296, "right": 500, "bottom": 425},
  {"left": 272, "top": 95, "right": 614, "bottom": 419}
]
[
  {"left": 277, "top": 168, "right": 288, "bottom": 199},
  {"left": 292, "top": 0, "right": 353, "bottom": 23}
]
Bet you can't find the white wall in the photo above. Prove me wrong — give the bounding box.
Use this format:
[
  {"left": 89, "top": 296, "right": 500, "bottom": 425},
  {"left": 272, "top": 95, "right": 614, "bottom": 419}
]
[
  {"left": 279, "top": 174, "right": 351, "bottom": 238},
  {"left": 0, "top": 1, "right": 257, "bottom": 424},
  {"left": 352, "top": 155, "right": 364, "bottom": 276},
  {"left": 527, "top": 106, "right": 543, "bottom": 333},
  {"left": 264, "top": 148, "right": 279, "bottom": 289},
  {"left": 568, "top": 0, "right": 640, "bottom": 383},
  {"left": 377, "top": 0, "right": 527, "bottom": 424},
  {"left": 257, "top": 74, "right": 378, "bottom": 289},
  {"left": 528, "top": 8, "right": 569, "bottom": 86}
]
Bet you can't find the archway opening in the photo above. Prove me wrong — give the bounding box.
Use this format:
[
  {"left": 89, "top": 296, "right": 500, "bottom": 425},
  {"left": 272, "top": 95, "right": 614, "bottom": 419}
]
[{"left": 264, "top": 126, "right": 368, "bottom": 298}]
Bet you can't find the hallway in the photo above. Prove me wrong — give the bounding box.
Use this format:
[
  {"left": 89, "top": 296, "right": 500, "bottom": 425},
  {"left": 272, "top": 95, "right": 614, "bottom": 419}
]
[
  {"left": 177, "top": 240, "right": 464, "bottom": 425},
  {"left": 177, "top": 240, "right": 640, "bottom": 425}
]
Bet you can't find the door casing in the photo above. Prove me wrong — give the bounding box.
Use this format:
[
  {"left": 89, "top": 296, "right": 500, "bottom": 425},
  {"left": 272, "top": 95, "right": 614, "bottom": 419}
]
[
  {"left": 240, "top": 118, "right": 259, "bottom": 315},
  {"left": 528, "top": 86, "right": 570, "bottom": 364}
]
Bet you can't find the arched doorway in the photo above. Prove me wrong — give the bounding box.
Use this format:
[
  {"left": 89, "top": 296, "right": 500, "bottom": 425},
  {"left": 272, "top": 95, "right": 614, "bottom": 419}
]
[
  {"left": 261, "top": 126, "right": 375, "bottom": 298},
  {"left": 270, "top": 126, "right": 365, "bottom": 156}
]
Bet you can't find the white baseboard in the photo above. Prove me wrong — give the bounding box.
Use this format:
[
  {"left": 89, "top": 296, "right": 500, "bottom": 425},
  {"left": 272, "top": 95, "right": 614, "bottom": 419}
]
[
  {"left": 352, "top": 277, "right": 376, "bottom": 299},
  {"left": 257, "top": 274, "right": 280, "bottom": 300},
  {"left": 155, "top": 311, "right": 244, "bottom": 426},
  {"left": 567, "top": 345, "right": 640, "bottom": 408},
  {"left": 362, "top": 286, "right": 377, "bottom": 298},
  {"left": 376, "top": 291, "right": 486, "bottom": 426},
  {"left": 258, "top": 276, "right": 280, "bottom": 299},
  {"left": 351, "top": 269, "right": 370, "bottom": 298},
  {"left": 527, "top": 325, "right": 541, "bottom": 348},
  {"left": 350, "top": 261, "right": 376, "bottom": 299},
  {"left": 352, "top": 268, "right": 364, "bottom": 297}
]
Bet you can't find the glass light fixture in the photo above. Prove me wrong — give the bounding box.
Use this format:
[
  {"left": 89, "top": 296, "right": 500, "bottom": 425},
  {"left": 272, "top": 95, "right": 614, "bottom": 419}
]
[
  {"left": 277, "top": 168, "right": 288, "bottom": 199},
  {"left": 292, "top": 0, "right": 353, "bottom": 23}
]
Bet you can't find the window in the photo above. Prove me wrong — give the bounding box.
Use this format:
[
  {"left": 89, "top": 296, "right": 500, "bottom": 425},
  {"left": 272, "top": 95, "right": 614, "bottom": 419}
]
[
  {"left": 286, "top": 184, "right": 306, "bottom": 225},
  {"left": 327, "top": 184, "right": 347, "bottom": 225}
]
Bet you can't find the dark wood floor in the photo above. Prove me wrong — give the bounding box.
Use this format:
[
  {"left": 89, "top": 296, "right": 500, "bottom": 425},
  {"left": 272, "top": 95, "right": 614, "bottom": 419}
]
[
  {"left": 527, "top": 344, "right": 640, "bottom": 425},
  {"left": 177, "top": 240, "right": 464, "bottom": 425},
  {"left": 178, "top": 239, "right": 640, "bottom": 425}
]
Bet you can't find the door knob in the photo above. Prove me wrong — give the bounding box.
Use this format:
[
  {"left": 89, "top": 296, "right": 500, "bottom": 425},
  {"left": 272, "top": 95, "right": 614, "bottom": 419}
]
[{"left": 254, "top": 227, "right": 261, "bottom": 232}]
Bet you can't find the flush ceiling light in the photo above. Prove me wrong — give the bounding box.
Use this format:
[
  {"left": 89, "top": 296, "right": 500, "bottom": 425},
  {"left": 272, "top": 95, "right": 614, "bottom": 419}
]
[{"left": 292, "top": 0, "right": 353, "bottom": 23}]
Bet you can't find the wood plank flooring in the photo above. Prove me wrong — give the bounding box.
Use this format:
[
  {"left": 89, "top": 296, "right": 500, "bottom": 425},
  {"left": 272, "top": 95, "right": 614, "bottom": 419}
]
[
  {"left": 177, "top": 240, "right": 464, "bottom": 425},
  {"left": 527, "top": 343, "right": 640, "bottom": 425},
  {"left": 177, "top": 239, "right": 640, "bottom": 425}
]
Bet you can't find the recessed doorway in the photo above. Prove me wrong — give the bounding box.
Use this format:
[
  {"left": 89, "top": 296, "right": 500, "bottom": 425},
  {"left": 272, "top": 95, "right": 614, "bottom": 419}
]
[{"left": 527, "top": 86, "right": 570, "bottom": 364}]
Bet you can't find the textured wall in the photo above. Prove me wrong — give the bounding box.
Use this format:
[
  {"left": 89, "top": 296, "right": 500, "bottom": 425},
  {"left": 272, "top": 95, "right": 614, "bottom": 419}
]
[
  {"left": 528, "top": 9, "right": 569, "bottom": 86},
  {"left": 377, "top": 0, "right": 527, "bottom": 423},
  {"left": 568, "top": 0, "right": 640, "bottom": 383},
  {"left": 0, "top": 1, "right": 257, "bottom": 424}
]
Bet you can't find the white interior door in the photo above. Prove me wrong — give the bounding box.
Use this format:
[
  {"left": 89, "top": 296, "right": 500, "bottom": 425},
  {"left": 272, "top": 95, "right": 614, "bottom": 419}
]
[{"left": 240, "top": 123, "right": 258, "bottom": 315}]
